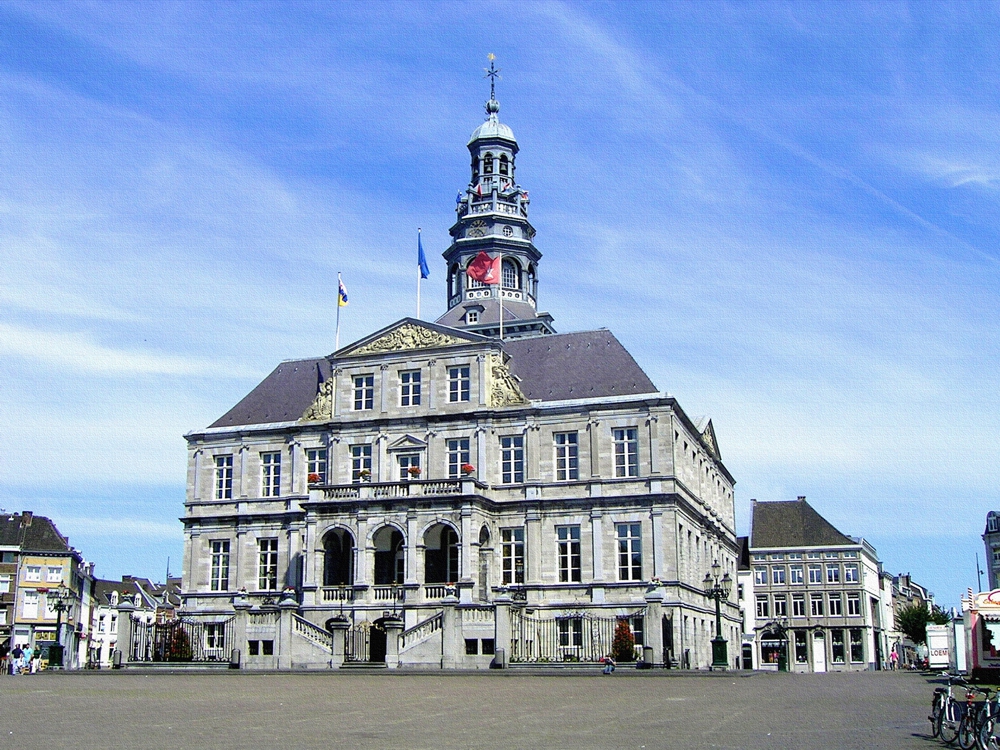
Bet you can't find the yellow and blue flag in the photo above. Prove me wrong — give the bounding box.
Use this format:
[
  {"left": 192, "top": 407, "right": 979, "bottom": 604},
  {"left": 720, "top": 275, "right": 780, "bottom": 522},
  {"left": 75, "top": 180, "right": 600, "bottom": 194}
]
[{"left": 338, "top": 278, "right": 349, "bottom": 307}]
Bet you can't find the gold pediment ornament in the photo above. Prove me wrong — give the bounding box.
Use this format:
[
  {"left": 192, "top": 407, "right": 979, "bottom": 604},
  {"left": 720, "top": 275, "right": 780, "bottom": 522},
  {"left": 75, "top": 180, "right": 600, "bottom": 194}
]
[
  {"left": 301, "top": 378, "right": 334, "bottom": 422},
  {"left": 488, "top": 352, "right": 529, "bottom": 407},
  {"left": 351, "top": 324, "right": 466, "bottom": 355},
  {"left": 700, "top": 419, "right": 720, "bottom": 460}
]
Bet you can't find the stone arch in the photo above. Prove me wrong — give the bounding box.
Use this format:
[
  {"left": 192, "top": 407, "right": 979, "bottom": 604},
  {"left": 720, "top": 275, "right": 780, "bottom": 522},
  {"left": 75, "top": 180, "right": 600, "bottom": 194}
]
[
  {"left": 483, "top": 152, "right": 494, "bottom": 174},
  {"left": 499, "top": 153, "right": 509, "bottom": 176},
  {"left": 372, "top": 524, "right": 405, "bottom": 585},
  {"left": 322, "top": 527, "right": 354, "bottom": 586},
  {"left": 423, "top": 521, "right": 460, "bottom": 584}
]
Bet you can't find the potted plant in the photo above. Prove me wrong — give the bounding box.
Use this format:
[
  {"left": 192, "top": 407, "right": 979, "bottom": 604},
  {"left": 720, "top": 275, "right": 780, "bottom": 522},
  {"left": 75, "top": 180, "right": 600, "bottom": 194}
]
[
  {"left": 461, "top": 463, "right": 476, "bottom": 476},
  {"left": 407, "top": 466, "right": 422, "bottom": 478},
  {"left": 307, "top": 473, "right": 321, "bottom": 484},
  {"left": 358, "top": 468, "right": 371, "bottom": 481}
]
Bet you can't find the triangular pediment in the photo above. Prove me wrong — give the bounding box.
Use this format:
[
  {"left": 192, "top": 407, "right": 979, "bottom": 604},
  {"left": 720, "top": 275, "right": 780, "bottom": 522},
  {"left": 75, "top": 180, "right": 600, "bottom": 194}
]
[
  {"left": 700, "top": 419, "right": 720, "bottom": 460},
  {"left": 387, "top": 434, "right": 427, "bottom": 451},
  {"left": 337, "top": 318, "right": 488, "bottom": 358}
]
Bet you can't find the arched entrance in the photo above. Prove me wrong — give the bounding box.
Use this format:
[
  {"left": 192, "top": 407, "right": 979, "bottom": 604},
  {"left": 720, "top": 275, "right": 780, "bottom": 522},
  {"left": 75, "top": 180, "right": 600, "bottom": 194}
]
[
  {"left": 323, "top": 529, "right": 354, "bottom": 586},
  {"left": 373, "top": 526, "right": 404, "bottom": 585},
  {"left": 424, "top": 523, "right": 459, "bottom": 584}
]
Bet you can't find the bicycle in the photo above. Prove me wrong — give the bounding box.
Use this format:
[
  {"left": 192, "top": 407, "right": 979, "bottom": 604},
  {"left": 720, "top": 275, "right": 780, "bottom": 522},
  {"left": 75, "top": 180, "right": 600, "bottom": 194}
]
[
  {"left": 957, "top": 686, "right": 989, "bottom": 749},
  {"left": 979, "top": 690, "right": 1000, "bottom": 750},
  {"left": 932, "top": 674, "right": 968, "bottom": 745}
]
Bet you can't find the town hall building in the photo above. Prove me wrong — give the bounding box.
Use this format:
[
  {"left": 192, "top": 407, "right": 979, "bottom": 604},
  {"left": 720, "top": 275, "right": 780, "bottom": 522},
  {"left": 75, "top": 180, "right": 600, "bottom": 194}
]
[{"left": 156, "top": 75, "right": 741, "bottom": 670}]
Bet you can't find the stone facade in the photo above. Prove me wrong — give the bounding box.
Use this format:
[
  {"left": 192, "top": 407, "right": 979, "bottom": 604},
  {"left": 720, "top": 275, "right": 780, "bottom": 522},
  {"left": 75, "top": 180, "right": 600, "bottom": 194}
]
[{"left": 175, "top": 84, "right": 740, "bottom": 671}]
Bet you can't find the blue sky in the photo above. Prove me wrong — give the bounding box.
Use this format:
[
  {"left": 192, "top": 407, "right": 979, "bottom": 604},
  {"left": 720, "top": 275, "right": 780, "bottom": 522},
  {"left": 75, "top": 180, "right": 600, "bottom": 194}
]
[{"left": 1, "top": 2, "right": 997, "bottom": 607}]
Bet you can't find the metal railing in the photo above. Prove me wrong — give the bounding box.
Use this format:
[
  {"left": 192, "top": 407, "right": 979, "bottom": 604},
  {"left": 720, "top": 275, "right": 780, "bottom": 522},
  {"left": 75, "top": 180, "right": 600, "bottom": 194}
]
[
  {"left": 130, "top": 617, "right": 235, "bottom": 663},
  {"left": 509, "top": 610, "right": 645, "bottom": 664}
]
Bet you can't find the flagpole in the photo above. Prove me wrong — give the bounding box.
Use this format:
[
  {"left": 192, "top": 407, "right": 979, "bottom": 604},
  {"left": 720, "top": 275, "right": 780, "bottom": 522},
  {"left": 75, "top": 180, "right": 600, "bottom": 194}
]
[
  {"left": 499, "top": 283, "right": 504, "bottom": 340},
  {"left": 416, "top": 228, "right": 422, "bottom": 319},
  {"left": 335, "top": 271, "right": 342, "bottom": 351}
]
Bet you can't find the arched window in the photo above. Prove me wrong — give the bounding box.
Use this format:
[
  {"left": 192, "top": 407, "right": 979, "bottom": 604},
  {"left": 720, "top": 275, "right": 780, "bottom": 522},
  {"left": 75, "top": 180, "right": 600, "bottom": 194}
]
[
  {"left": 424, "top": 523, "right": 459, "bottom": 584},
  {"left": 449, "top": 264, "right": 460, "bottom": 297},
  {"left": 323, "top": 529, "right": 354, "bottom": 586},
  {"left": 373, "top": 527, "right": 405, "bottom": 585},
  {"left": 502, "top": 259, "right": 520, "bottom": 290},
  {"left": 471, "top": 156, "right": 479, "bottom": 180},
  {"left": 527, "top": 265, "right": 536, "bottom": 297},
  {"left": 499, "top": 154, "right": 509, "bottom": 176},
  {"left": 483, "top": 153, "right": 494, "bottom": 174}
]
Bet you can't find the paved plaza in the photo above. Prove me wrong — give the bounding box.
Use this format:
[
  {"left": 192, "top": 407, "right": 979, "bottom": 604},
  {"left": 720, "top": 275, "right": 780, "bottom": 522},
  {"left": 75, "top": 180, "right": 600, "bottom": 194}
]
[{"left": 0, "top": 669, "right": 939, "bottom": 749}]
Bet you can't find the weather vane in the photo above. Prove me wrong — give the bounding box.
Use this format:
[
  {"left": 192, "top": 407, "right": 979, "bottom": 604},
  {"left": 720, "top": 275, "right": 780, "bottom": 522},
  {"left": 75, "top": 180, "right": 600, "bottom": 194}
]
[{"left": 484, "top": 53, "right": 501, "bottom": 100}]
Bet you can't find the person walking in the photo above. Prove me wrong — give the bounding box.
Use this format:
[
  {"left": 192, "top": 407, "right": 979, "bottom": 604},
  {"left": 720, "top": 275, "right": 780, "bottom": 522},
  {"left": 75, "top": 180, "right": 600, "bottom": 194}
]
[
  {"left": 10, "top": 644, "right": 22, "bottom": 675},
  {"left": 889, "top": 649, "right": 898, "bottom": 670}
]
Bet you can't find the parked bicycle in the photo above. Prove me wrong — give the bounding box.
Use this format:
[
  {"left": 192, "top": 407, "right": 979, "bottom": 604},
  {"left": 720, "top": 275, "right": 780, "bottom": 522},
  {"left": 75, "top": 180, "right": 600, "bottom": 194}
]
[
  {"left": 978, "top": 690, "right": 1000, "bottom": 750},
  {"left": 957, "top": 686, "right": 990, "bottom": 749},
  {"left": 931, "top": 674, "right": 968, "bottom": 745}
]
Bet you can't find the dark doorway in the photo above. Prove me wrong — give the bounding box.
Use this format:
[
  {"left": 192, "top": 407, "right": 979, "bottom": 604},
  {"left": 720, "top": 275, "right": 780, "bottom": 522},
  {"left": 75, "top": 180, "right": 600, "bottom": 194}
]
[
  {"left": 323, "top": 529, "right": 354, "bottom": 586},
  {"left": 370, "top": 618, "right": 388, "bottom": 663},
  {"left": 374, "top": 527, "right": 405, "bottom": 585},
  {"left": 742, "top": 643, "right": 753, "bottom": 670}
]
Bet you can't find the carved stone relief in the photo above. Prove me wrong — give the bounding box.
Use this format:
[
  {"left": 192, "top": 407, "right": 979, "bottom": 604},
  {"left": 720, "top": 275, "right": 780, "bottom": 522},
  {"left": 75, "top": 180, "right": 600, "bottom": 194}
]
[
  {"left": 300, "top": 378, "right": 334, "bottom": 422},
  {"left": 488, "top": 352, "right": 529, "bottom": 407},
  {"left": 352, "top": 324, "right": 465, "bottom": 355}
]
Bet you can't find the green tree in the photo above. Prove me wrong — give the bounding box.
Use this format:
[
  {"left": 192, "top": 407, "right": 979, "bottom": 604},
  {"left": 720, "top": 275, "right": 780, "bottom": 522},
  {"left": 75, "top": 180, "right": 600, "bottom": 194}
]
[
  {"left": 896, "top": 602, "right": 951, "bottom": 645},
  {"left": 611, "top": 619, "right": 636, "bottom": 662}
]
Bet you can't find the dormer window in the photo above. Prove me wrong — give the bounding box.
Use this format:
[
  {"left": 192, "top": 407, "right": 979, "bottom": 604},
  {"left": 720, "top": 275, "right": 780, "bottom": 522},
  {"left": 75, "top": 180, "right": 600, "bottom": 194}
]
[
  {"left": 499, "top": 154, "right": 509, "bottom": 176},
  {"left": 466, "top": 310, "right": 479, "bottom": 324},
  {"left": 134, "top": 593, "right": 142, "bottom": 607},
  {"left": 110, "top": 591, "right": 119, "bottom": 606},
  {"left": 483, "top": 153, "right": 494, "bottom": 174}
]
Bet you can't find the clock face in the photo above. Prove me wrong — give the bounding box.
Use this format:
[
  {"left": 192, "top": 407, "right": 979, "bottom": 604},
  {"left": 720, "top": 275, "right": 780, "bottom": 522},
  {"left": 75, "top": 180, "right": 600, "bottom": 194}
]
[
  {"left": 502, "top": 225, "right": 513, "bottom": 237},
  {"left": 468, "top": 220, "right": 486, "bottom": 238}
]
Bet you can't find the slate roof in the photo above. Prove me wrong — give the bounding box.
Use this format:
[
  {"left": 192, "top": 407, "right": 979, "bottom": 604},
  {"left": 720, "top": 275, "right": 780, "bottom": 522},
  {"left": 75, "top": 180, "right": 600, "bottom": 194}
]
[
  {"left": 211, "top": 358, "right": 332, "bottom": 429},
  {"left": 504, "top": 330, "right": 657, "bottom": 401},
  {"left": 21, "top": 514, "right": 73, "bottom": 554},
  {"left": 736, "top": 536, "right": 750, "bottom": 571},
  {"left": 207, "top": 324, "right": 658, "bottom": 429},
  {"left": 749, "top": 499, "right": 854, "bottom": 549},
  {"left": 435, "top": 299, "right": 549, "bottom": 329},
  {"left": 0, "top": 515, "right": 23, "bottom": 547}
]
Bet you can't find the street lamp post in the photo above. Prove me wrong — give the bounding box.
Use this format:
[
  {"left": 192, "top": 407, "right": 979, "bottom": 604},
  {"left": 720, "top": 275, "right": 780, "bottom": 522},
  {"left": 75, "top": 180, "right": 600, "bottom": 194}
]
[
  {"left": 49, "top": 584, "right": 73, "bottom": 669},
  {"left": 703, "top": 559, "right": 733, "bottom": 671}
]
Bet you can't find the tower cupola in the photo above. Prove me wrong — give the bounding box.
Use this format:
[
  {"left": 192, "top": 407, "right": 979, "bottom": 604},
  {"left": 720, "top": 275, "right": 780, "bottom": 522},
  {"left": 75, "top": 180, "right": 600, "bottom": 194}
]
[{"left": 435, "top": 56, "right": 555, "bottom": 339}]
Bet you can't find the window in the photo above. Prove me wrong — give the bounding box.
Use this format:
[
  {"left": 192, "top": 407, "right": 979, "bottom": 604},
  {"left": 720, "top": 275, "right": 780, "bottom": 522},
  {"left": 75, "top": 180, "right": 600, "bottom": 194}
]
[
  {"left": 794, "top": 630, "right": 808, "bottom": 663},
  {"left": 110, "top": 614, "right": 118, "bottom": 633},
  {"left": 756, "top": 595, "right": 770, "bottom": 618},
  {"left": 500, "top": 436, "right": 524, "bottom": 484},
  {"left": 23, "top": 591, "right": 38, "bottom": 619},
  {"left": 826, "top": 564, "right": 840, "bottom": 584},
  {"left": 842, "top": 550, "right": 858, "bottom": 559},
  {"left": 248, "top": 640, "right": 259, "bottom": 656},
  {"left": 630, "top": 616, "right": 645, "bottom": 648},
  {"left": 844, "top": 564, "right": 859, "bottom": 583},
  {"left": 466, "top": 310, "right": 479, "bottom": 324},
  {"left": 205, "top": 623, "right": 226, "bottom": 650},
  {"left": 448, "top": 366, "right": 471, "bottom": 402},
  {"left": 788, "top": 552, "right": 802, "bottom": 560},
  {"left": 828, "top": 593, "right": 842, "bottom": 616},
  {"left": 790, "top": 565, "right": 804, "bottom": 584},
  {"left": 483, "top": 153, "right": 493, "bottom": 174},
  {"left": 98, "top": 615, "right": 106, "bottom": 633},
  {"left": 554, "top": 432, "right": 579, "bottom": 481},
  {"left": 773, "top": 595, "right": 787, "bottom": 617},
  {"left": 306, "top": 448, "right": 328, "bottom": 484},
  {"left": 46, "top": 566, "right": 62, "bottom": 583},
  {"left": 261, "top": 452, "right": 281, "bottom": 497},
  {"left": 397, "top": 453, "right": 421, "bottom": 481},
  {"left": 825, "top": 552, "right": 839, "bottom": 559},
  {"left": 557, "top": 526, "right": 582, "bottom": 583},
  {"left": 807, "top": 552, "right": 821, "bottom": 560},
  {"left": 465, "top": 638, "right": 479, "bottom": 655},
  {"left": 616, "top": 523, "right": 642, "bottom": 581},
  {"left": 258, "top": 538, "right": 278, "bottom": 590},
  {"left": 481, "top": 639, "right": 495, "bottom": 655},
  {"left": 847, "top": 593, "right": 861, "bottom": 616},
  {"left": 262, "top": 640, "right": 273, "bottom": 655},
  {"left": 25, "top": 566, "right": 41, "bottom": 582},
  {"left": 752, "top": 553, "right": 766, "bottom": 561},
  {"left": 210, "top": 540, "right": 230, "bottom": 592},
  {"left": 447, "top": 438, "right": 470, "bottom": 479},
  {"left": 850, "top": 628, "right": 864, "bottom": 662},
  {"left": 810, "top": 593, "right": 824, "bottom": 616},
  {"left": 0, "top": 611, "right": 5, "bottom": 626},
  {"left": 0, "top": 575, "right": 9, "bottom": 594},
  {"left": 353, "top": 375, "right": 374, "bottom": 410},
  {"left": 769, "top": 553, "right": 784, "bottom": 560},
  {"left": 753, "top": 567, "right": 767, "bottom": 586},
  {"left": 499, "top": 154, "right": 509, "bottom": 176},
  {"left": 792, "top": 594, "right": 806, "bottom": 617},
  {"left": 831, "top": 629, "right": 845, "bottom": 663},
  {"left": 399, "top": 370, "right": 421, "bottom": 406},
  {"left": 772, "top": 566, "right": 786, "bottom": 585},
  {"left": 502, "top": 259, "right": 519, "bottom": 289},
  {"left": 501, "top": 528, "right": 524, "bottom": 584},
  {"left": 215, "top": 455, "right": 233, "bottom": 499},
  {"left": 558, "top": 617, "right": 583, "bottom": 648},
  {"left": 351, "top": 445, "right": 372, "bottom": 482},
  {"left": 612, "top": 428, "right": 639, "bottom": 477},
  {"left": 808, "top": 565, "right": 822, "bottom": 584}
]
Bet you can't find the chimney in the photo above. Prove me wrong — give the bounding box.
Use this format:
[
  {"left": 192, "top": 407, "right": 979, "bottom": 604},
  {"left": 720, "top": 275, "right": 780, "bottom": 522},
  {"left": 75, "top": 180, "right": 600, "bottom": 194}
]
[
  {"left": 21, "top": 511, "right": 32, "bottom": 526},
  {"left": 797, "top": 496, "right": 806, "bottom": 502}
]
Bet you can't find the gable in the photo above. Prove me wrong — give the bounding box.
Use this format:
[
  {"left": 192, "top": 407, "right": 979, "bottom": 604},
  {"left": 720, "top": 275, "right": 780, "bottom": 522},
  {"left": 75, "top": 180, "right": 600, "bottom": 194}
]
[
  {"left": 339, "top": 318, "right": 487, "bottom": 358},
  {"left": 387, "top": 435, "right": 428, "bottom": 451}
]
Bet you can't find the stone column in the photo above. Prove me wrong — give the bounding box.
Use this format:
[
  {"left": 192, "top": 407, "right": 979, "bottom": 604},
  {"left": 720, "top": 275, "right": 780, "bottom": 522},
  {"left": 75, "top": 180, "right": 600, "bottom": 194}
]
[
  {"left": 405, "top": 511, "right": 419, "bottom": 587},
  {"left": 644, "top": 590, "right": 664, "bottom": 667},
  {"left": 191, "top": 447, "right": 203, "bottom": 501},
  {"left": 277, "top": 592, "right": 297, "bottom": 670},
  {"left": 525, "top": 509, "right": 542, "bottom": 586},
  {"left": 441, "top": 594, "right": 460, "bottom": 669},
  {"left": 460, "top": 504, "right": 473, "bottom": 587},
  {"left": 376, "top": 433, "right": 389, "bottom": 483},
  {"left": 379, "top": 364, "right": 389, "bottom": 414},
  {"left": 493, "top": 595, "right": 511, "bottom": 669},
  {"left": 587, "top": 418, "right": 601, "bottom": 478},
  {"left": 427, "top": 360, "right": 436, "bottom": 409},
  {"left": 647, "top": 414, "right": 660, "bottom": 475},
  {"left": 355, "top": 515, "right": 369, "bottom": 588},
  {"left": 475, "top": 427, "right": 488, "bottom": 485},
  {"left": 590, "top": 510, "right": 604, "bottom": 582},
  {"left": 114, "top": 601, "right": 136, "bottom": 668},
  {"left": 233, "top": 595, "right": 252, "bottom": 669},
  {"left": 383, "top": 615, "right": 404, "bottom": 669},
  {"left": 477, "top": 354, "right": 488, "bottom": 406},
  {"left": 526, "top": 423, "right": 540, "bottom": 482},
  {"left": 328, "top": 616, "right": 349, "bottom": 669},
  {"left": 238, "top": 444, "right": 249, "bottom": 498},
  {"left": 332, "top": 368, "right": 342, "bottom": 418},
  {"left": 651, "top": 510, "right": 664, "bottom": 579}
]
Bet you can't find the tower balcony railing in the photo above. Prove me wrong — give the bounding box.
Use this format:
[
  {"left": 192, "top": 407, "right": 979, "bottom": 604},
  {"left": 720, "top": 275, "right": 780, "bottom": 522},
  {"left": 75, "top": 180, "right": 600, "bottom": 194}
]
[
  {"left": 310, "top": 478, "right": 487, "bottom": 502},
  {"left": 458, "top": 198, "right": 527, "bottom": 218}
]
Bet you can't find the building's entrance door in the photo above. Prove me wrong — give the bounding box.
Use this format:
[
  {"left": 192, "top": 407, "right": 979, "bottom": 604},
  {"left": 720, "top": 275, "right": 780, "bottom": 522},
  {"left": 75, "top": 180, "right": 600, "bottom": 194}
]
[
  {"left": 812, "top": 631, "right": 827, "bottom": 673},
  {"left": 742, "top": 643, "right": 753, "bottom": 669},
  {"left": 370, "top": 618, "right": 387, "bottom": 663}
]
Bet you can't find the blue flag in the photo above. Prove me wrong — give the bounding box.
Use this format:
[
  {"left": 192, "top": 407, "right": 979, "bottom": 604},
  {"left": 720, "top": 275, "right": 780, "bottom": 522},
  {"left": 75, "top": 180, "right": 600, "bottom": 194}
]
[{"left": 418, "top": 232, "right": 430, "bottom": 279}]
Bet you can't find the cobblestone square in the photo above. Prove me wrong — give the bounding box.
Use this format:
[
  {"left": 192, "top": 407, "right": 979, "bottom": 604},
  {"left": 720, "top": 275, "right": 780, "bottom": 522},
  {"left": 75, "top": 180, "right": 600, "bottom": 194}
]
[{"left": 0, "top": 670, "right": 938, "bottom": 750}]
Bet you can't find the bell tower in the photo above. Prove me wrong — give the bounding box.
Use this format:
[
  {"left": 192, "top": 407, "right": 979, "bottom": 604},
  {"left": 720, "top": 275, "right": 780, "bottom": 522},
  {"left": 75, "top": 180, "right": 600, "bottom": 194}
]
[{"left": 435, "top": 56, "right": 555, "bottom": 339}]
